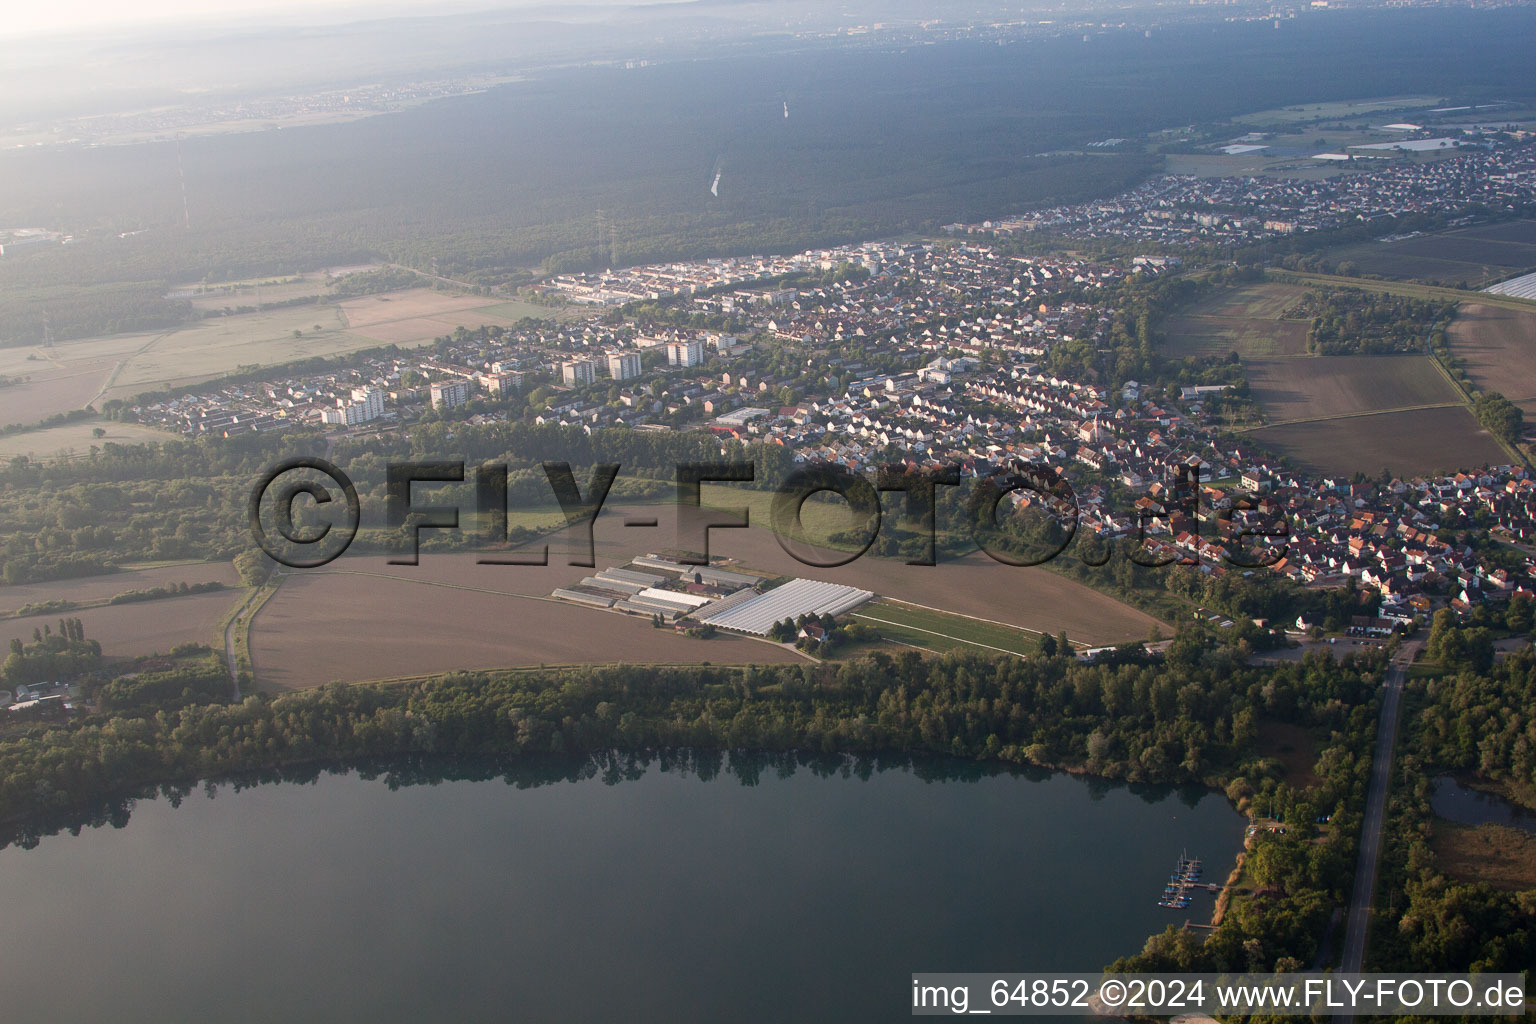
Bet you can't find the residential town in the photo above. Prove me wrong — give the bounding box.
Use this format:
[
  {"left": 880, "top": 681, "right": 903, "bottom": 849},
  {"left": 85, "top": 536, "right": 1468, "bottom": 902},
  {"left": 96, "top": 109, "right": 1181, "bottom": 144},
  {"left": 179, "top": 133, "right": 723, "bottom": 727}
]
[
  {"left": 948, "top": 135, "right": 1536, "bottom": 248},
  {"left": 105, "top": 227, "right": 1536, "bottom": 632}
]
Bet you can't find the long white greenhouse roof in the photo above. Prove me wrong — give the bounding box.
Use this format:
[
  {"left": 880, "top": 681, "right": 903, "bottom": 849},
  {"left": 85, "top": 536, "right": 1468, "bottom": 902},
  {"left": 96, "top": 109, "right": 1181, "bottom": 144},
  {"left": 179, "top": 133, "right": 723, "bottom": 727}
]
[{"left": 697, "top": 578, "right": 872, "bottom": 636}]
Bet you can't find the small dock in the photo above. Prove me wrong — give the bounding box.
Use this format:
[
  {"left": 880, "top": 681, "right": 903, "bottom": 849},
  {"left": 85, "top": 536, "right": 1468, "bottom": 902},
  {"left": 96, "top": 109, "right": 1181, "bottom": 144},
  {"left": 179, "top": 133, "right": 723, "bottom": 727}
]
[{"left": 1157, "top": 852, "right": 1214, "bottom": 910}]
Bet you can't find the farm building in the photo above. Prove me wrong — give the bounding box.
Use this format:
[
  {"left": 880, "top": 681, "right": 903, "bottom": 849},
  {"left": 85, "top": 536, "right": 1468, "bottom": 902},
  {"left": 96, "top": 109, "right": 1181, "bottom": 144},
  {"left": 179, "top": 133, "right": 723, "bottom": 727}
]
[{"left": 698, "top": 578, "right": 873, "bottom": 636}]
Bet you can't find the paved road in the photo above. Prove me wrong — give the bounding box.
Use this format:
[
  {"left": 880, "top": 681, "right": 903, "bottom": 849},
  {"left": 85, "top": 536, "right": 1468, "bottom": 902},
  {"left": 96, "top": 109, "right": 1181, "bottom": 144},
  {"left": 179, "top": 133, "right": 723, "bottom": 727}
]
[{"left": 1336, "top": 645, "right": 1416, "bottom": 979}]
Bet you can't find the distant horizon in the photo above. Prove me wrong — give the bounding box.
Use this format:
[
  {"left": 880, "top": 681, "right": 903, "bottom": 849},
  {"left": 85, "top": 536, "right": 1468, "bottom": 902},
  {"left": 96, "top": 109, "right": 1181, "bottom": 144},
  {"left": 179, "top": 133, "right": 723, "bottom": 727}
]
[{"left": 0, "top": 0, "right": 694, "bottom": 41}]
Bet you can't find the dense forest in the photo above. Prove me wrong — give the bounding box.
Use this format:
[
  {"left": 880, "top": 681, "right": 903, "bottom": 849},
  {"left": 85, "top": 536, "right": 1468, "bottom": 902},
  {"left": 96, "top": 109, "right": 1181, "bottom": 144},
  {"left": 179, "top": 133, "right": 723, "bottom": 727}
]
[
  {"left": 3, "top": 8, "right": 1536, "bottom": 344},
  {"left": 1112, "top": 635, "right": 1536, "bottom": 981},
  {"left": 0, "top": 640, "right": 1367, "bottom": 836},
  {"left": 1367, "top": 618, "right": 1536, "bottom": 976}
]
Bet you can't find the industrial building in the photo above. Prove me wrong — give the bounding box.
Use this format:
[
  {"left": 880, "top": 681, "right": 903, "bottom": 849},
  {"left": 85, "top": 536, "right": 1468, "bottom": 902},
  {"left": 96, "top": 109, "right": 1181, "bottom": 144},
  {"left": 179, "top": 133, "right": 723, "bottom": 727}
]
[{"left": 549, "top": 554, "right": 870, "bottom": 639}]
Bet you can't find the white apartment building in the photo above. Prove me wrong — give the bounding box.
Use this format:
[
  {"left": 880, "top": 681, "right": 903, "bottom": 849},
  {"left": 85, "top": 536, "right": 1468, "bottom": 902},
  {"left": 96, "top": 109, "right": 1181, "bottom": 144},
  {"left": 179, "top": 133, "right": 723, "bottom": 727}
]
[
  {"left": 666, "top": 340, "right": 703, "bottom": 368},
  {"left": 430, "top": 379, "right": 472, "bottom": 409},
  {"left": 607, "top": 351, "right": 643, "bottom": 380},
  {"left": 561, "top": 360, "right": 597, "bottom": 386}
]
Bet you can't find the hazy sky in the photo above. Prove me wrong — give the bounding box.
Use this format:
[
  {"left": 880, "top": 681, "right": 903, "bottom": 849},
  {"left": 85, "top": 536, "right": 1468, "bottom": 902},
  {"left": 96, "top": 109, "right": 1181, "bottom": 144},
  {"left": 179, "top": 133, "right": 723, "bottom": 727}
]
[{"left": 0, "top": 0, "right": 671, "bottom": 39}]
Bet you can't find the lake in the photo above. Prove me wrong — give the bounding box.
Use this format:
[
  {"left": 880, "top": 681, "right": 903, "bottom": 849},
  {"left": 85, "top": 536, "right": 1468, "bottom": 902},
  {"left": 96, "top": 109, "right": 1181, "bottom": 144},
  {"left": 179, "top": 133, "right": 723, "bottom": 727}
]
[
  {"left": 1431, "top": 775, "right": 1536, "bottom": 833},
  {"left": 0, "top": 755, "right": 1243, "bottom": 1023}
]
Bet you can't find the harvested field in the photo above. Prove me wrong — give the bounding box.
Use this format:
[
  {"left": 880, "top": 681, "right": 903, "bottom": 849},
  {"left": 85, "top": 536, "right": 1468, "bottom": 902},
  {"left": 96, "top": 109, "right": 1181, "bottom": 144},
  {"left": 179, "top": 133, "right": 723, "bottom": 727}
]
[
  {"left": 0, "top": 420, "right": 176, "bottom": 461},
  {"left": 0, "top": 562, "right": 239, "bottom": 616},
  {"left": 0, "top": 286, "right": 521, "bottom": 419},
  {"left": 1163, "top": 317, "right": 1309, "bottom": 361},
  {"left": 1448, "top": 303, "right": 1536, "bottom": 415},
  {"left": 1250, "top": 405, "right": 1509, "bottom": 476},
  {"left": 1459, "top": 220, "right": 1536, "bottom": 246},
  {"left": 249, "top": 502, "right": 1161, "bottom": 689},
  {"left": 0, "top": 363, "right": 118, "bottom": 425},
  {"left": 100, "top": 307, "right": 358, "bottom": 401},
  {"left": 336, "top": 289, "right": 518, "bottom": 344},
  {"left": 1246, "top": 354, "right": 1460, "bottom": 424},
  {"left": 1187, "top": 282, "right": 1308, "bottom": 321},
  {"left": 250, "top": 560, "right": 804, "bottom": 690},
  {"left": 1162, "top": 281, "right": 1503, "bottom": 472},
  {"left": 0, "top": 588, "right": 241, "bottom": 659},
  {"left": 336, "top": 289, "right": 502, "bottom": 328}
]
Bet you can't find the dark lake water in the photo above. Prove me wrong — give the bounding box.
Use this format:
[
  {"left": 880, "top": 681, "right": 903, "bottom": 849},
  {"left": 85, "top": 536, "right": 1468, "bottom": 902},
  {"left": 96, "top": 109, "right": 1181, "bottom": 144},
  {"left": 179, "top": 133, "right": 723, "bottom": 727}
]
[
  {"left": 0, "top": 755, "right": 1243, "bottom": 1023},
  {"left": 1431, "top": 775, "right": 1536, "bottom": 833}
]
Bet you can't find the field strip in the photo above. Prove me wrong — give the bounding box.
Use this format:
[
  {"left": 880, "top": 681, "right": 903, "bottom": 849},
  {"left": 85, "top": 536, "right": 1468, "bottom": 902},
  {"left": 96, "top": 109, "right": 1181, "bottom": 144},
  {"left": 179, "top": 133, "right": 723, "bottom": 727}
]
[
  {"left": 851, "top": 612, "right": 1027, "bottom": 659},
  {"left": 1239, "top": 401, "right": 1462, "bottom": 431},
  {"left": 233, "top": 578, "right": 286, "bottom": 695},
  {"left": 275, "top": 567, "right": 565, "bottom": 603},
  {"left": 383, "top": 262, "right": 483, "bottom": 292},
  {"left": 1426, "top": 351, "right": 1527, "bottom": 466},
  {"left": 87, "top": 330, "right": 175, "bottom": 409},
  {"left": 1274, "top": 271, "right": 1536, "bottom": 312},
  {"left": 874, "top": 595, "right": 1078, "bottom": 644},
  {"left": 756, "top": 635, "right": 820, "bottom": 663},
  {"left": 271, "top": 566, "right": 822, "bottom": 662},
  {"left": 87, "top": 362, "right": 127, "bottom": 409},
  {"left": 1185, "top": 313, "right": 1292, "bottom": 322},
  {"left": 334, "top": 658, "right": 814, "bottom": 688},
  {"left": 879, "top": 636, "right": 944, "bottom": 656}
]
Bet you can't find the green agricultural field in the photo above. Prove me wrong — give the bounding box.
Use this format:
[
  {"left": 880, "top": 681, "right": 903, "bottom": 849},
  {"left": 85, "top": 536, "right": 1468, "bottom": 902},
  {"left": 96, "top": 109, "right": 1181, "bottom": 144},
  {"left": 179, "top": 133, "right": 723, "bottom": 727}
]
[
  {"left": 179, "top": 274, "right": 334, "bottom": 312},
  {"left": 850, "top": 618, "right": 970, "bottom": 655},
  {"left": 850, "top": 599, "right": 1046, "bottom": 658},
  {"left": 1164, "top": 153, "right": 1351, "bottom": 182},
  {"left": 478, "top": 299, "right": 581, "bottom": 322},
  {"left": 700, "top": 482, "right": 872, "bottom": 549},
  {"left": 1237, "top": 95, "right": 1444, "bottom": 127},
  {"left": 1323, "top": 219, "right": 1536, "bottom": 288},
  {"left": 1162, "top": 281, "right": 1310, "bottom": 359},
  {"left": 1273, "top": 271, "right": 1536, "bottom": 313}
]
